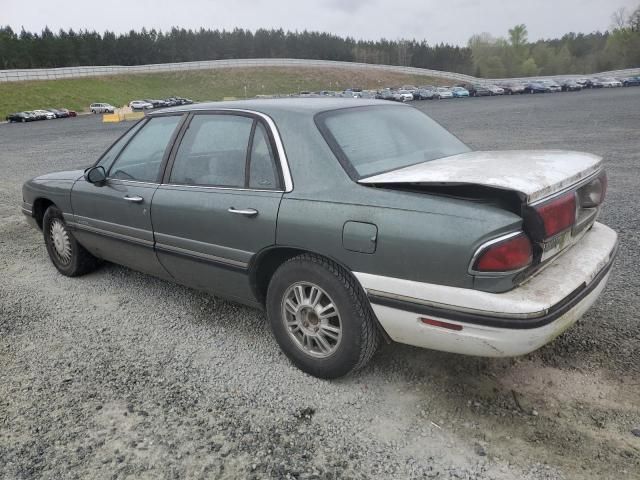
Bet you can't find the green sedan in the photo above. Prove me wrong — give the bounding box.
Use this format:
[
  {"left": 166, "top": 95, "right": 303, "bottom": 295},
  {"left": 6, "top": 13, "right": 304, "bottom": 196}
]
[{"left": 22, "top": 99, "right": 617, "bottom": 378}]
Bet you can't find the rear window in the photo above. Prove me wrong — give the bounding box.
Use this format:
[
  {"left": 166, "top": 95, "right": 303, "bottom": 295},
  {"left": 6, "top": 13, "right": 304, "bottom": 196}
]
[{"left": 316, "top": 105, "right": 470, "bottom": 179}]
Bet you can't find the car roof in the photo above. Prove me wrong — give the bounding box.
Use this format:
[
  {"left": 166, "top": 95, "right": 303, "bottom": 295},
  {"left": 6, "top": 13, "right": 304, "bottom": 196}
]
[{"left": 149, "top": 98, "right": 403, "bottom": 117}]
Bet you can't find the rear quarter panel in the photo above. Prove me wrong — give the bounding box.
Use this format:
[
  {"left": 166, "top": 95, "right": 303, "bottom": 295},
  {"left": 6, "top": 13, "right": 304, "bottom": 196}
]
[{"left": 277, "top": 188, "right": 523, "bottom": 290}]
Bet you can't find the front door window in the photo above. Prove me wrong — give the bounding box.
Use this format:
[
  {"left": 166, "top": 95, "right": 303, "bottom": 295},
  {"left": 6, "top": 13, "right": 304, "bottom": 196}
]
[{"left": 108, "top": 116, "right": 182, "bottom": 183}]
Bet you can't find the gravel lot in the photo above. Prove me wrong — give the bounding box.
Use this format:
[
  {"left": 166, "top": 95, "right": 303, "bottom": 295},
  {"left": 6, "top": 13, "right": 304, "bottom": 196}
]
[{"left": 1, "top": 88, "right": 639, "bottom": 480}]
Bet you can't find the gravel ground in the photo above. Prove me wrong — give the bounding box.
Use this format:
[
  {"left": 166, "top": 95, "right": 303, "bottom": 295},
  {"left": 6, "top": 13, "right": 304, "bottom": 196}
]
[{"left": 1, "top": 88, "right": 639, "bottom": 480}]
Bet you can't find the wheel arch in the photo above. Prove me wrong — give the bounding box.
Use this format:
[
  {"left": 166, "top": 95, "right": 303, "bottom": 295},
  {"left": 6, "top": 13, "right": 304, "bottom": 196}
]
[
  {"left": 32, "top": 197, "right": 56, "bottom": 229},
  {"left": 249, "top": 245, "right": 392, "bottom": 342},
  {"left": 249, "top": 246, "right": 351, "bottom": 305}
]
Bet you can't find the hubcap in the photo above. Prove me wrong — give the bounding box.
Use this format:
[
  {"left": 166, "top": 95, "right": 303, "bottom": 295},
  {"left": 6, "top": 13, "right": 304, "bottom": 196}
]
[
  {"left": 281, "top": 282, "right": 342, "bottom": 358},
  {"left": 50, "top": 219, "right": 72, "bottom": 265}
]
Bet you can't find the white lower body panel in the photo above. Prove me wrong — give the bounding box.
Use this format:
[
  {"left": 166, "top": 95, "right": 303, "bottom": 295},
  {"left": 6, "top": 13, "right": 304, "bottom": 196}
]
[{"left": 370, "top": 272, "right": 609, "bottom": 357}]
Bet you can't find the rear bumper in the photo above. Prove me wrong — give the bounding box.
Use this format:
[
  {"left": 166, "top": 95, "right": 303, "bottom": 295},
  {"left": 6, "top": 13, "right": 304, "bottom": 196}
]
[{"left": 356, "top": 222, "right": 617, "bottom": 357}]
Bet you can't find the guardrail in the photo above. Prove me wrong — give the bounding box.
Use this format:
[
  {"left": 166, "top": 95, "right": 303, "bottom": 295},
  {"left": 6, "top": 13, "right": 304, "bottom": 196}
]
[{"left": 1, "top": 58, "right": 639, "bottom": 84}]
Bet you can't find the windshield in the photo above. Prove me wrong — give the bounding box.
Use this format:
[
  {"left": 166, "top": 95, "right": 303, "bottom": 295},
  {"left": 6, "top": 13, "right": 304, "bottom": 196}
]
[{"left": 316, "top": 105, "right": 471, "bottom": 179}]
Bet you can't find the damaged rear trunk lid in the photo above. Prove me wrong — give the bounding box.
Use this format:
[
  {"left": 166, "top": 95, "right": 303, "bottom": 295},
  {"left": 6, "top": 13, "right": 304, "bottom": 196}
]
[{"left": 358, "top": 150, "right": 602, "bottom": 205}]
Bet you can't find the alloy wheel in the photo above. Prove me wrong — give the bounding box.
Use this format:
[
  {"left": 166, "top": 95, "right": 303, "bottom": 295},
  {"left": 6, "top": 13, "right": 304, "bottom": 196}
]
[{"left": 281, "top": 281, "right": 342, "bottom": 358}]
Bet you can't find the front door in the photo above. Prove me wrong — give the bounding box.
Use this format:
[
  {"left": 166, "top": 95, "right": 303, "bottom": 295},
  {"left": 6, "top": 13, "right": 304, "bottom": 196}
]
[
  {"left": 151, "top": 113, "right": 284, "bottom": 303},
  {"left": 70, "top": 114, "right": 184, "bottom": 279}
]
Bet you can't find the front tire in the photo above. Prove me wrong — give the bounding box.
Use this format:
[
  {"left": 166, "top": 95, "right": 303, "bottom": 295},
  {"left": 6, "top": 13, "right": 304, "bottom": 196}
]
[
  {"left": 43, "top": 206, "right": 100, "bottom": 277},
  {"left": 266, "top": 254, "right": 379, "bottom": 379}
]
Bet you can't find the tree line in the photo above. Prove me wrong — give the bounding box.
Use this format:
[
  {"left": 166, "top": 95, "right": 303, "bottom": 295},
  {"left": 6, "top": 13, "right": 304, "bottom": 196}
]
[
  {"left": 0, "top": 3, "right": 638, "bottom": 78},
  {"left": 0, "top": 27, "right": 472, "bottom": 74},
  {"left": 469, "top": 5, "right": 640, "bottom": 77}
]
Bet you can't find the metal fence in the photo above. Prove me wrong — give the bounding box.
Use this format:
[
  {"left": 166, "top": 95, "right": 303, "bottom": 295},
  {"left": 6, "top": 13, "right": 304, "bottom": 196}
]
[{"left": 1, "top": 58, "right": 639, "bottom": 84}]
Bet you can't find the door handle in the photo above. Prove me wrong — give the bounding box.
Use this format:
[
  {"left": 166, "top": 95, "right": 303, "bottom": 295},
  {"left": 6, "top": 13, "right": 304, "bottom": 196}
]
[
  {"left": 228, "top": 207, "right": 258, "bottom": 217},
  {"left": 123, "top": 195, "right": 144, "bottom": 203}
]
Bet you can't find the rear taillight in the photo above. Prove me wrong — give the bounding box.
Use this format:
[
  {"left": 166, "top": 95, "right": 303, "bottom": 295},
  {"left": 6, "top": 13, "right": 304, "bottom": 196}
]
[
  {"left": 578, "top": 172, "right": 607, "bottom": 208},
  {"left": 534, "top": 192, "right": 576, "bottom": 238},
  {"left": 472, "top": 233, "right": 533, "bottom": 273}
]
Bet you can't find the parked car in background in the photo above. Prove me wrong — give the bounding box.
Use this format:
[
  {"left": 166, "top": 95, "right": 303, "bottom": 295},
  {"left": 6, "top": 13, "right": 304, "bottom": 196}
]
[
  {"left": 499, "top": 82, "right": 525, "bottom": 94},
  {"left": 395, "top": 90, "right": 414, "bottom": 102},
  {"left": 21, "top": 98, "right": 617, "bottom": 379},
  {"left": 359, "top": 91, "right": 377, "bottom": 99},
  {"left": 559, "top": 79, "right": 582, "bottom": 92},
  {"left": 90, "top": 103, "right": 115, "bottom": 114},
  {"left": 433, "top": 87, "right": 453, "bottom": 99},
  {"left": 129, "top": 100, "right": 154, "bottom": 110},
  {"left": 524, "top": 82, "right": 551, "bottom": 94},
  {"left": 144, "top": 99, "right": 168, "bottom": 108},
  {"left": 47, "top": 108, "right": 68, "bottom": 118},
  {"left": 451, "top": 86, "right": 469, "bottom": 98},
  {"left": 6, "top": 112, "right": 35, "bottom": 123},
  {"left": 59, "top": 108, "right": 77, "bottom": 117},
  {"left": 376, "top": 89, "right": 395, "bottom": 101},
  {"left": 486, "top": 85, "right": 505, "bottom": 95},
  {"left": 33, "top": 109, "right": 56, "bottom": 120},
  {"left": 541, "top": 80, "right": 562, "bottom": 92},
  {"left": 621, "top": 76, "right": 640, "bottom": 87},
  {"left": 22, "top": 111, "right": 39, "bottom": 121},
  {"left": 597, "top": 77, "right": 622, "bottom": 88},
  {"left": 414, "top": 87, "right": 435, "bottom": 100},
  {"left": 463, "top": 84, "right": 492, "bottom": 97}
]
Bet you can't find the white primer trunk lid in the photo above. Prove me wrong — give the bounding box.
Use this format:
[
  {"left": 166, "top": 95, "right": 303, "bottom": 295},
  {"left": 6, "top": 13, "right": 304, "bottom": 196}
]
[{"left": 359, "top": 150, "right": 602, "bottom": 204}]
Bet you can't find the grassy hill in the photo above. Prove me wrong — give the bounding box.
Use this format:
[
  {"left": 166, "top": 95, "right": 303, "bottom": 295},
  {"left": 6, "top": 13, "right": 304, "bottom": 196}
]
[{"left": 0, "top": 67, "right": 450, "bottom": 119}]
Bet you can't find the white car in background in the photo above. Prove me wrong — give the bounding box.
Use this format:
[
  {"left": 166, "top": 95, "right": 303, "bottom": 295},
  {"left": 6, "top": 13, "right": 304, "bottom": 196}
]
[
  {"left": 599, "top": 77, "right": 623, "bottom": 88},
  {"left": 394, "top": 90, "right": 414, "bottom": 102},
  {"left": 487, "top": 84, "right": 505, "bottom": 95},
  {"left": 129, "top": 100, "right": 154, "bottom": 110},
  {"left": 90, "top": 103, "right": 115, "bottom": 113},
  {"left": 434, "top": 87, "right": 454, "bottom": 99},
  {"left": 33, "top": 109, "right": 56, "bottom": 120}
]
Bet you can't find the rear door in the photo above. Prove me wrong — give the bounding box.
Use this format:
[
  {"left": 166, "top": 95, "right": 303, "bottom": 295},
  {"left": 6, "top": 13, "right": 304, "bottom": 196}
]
[
  {"left": 151, "top": 112, "right": 285, "bottom": 303},
  {"left": 70, "top": 114, "right": 184, "bottom": 279}
]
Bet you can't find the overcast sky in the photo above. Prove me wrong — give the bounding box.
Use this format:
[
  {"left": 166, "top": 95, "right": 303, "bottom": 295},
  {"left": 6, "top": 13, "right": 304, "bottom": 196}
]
[{"left": 3, "top": 0, "right": 638, "bottom": 46}]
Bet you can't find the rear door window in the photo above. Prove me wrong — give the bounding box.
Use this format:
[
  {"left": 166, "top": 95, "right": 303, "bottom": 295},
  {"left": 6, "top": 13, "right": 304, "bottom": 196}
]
[
  {"left": 248, "top": 122, "right": 280, "bottom": 190},
  {"left": 169, "top": 114, "right": 253, "bottom": 188}
]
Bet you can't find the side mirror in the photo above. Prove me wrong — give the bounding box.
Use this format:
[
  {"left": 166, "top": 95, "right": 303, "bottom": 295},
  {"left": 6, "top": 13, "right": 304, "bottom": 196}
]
[{"left": 85, "top": 166, "right": 106, "bottom": 185}]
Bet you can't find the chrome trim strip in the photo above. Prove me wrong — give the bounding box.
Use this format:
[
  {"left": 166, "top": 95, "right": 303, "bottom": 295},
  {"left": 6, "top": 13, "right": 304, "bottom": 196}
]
[
  {"left": 160, "top": 184, "right": 283, "bottom": 193},
  {"left": 149, "top": 107, "right": 293, "bottom": 192},
  {"left": 106, "top": 179, "right": 159, "bottom": 186},
  {"left": 68, "top": 221, "right": 154, "bottom": 248},
  {"left": 155, "top": 242, "right": 248, "bottom": 269},
  {"left": 21, "top": 207, "right": 33, "bottom": 216},
  {"left": 468, "top": 231, "right": 530, "bottom": 277},
  {"left": 529, "top": 168, "right": 603, "bottom": 206},
  {"left": 74, "top": 215, "right": 154, "bottom": 242}
]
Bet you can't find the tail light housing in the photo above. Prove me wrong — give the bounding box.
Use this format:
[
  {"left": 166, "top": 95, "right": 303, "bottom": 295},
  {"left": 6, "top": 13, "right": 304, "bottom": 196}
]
[
  {"left": 578, "top": 172, "right": 607, "bottom": 208},
  {"left": 533, "top": 192, "right": 577, "bottom": 238},
  {"left": 472, "top": 232, "right": 533, "bottom": 273}
]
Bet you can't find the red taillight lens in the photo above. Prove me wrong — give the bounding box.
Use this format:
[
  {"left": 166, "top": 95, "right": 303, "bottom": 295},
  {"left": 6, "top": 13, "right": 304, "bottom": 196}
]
[
  {"left": 578, "top": 173, "right": 607, "bottom": 208},
  {"left": 534, "top": 192, "right": 576, "bottom": 238},
  {"left": 473, "top": 233, "right": 533, "bottom": 272}
]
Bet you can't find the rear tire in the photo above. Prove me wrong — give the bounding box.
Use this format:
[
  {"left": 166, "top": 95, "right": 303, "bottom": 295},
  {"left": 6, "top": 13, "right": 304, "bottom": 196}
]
[
  {"left": 43, "top": 206, "right": 100, "bottom": 277},
  {"left": 266, "top": 254, "right": 379, "bottom": 379}
]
